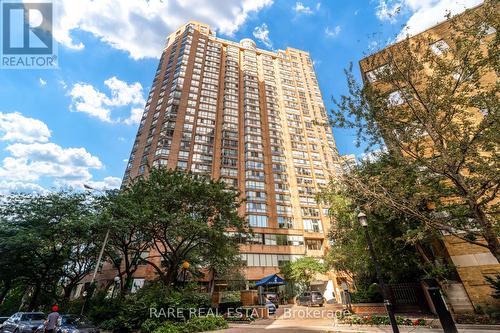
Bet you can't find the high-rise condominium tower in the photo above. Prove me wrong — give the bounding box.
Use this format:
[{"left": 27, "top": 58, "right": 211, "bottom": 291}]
[{"left": 123, "top": 21, "right": 342, "bottom": 299}]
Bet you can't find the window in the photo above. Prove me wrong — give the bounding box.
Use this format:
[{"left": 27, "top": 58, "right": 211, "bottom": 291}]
[
  {"left": 306, "top": 239, "right": 322, "bottom": 250},
  {"left": 480, "top": 23, "right": 496, "bottom": 35},
  {"left": 365, "top": 64, "right": 389, "bottom": 83},
  {"left": 303, "top": 219, "right": 322, "bottom": 233},
  {"left": 278, "top": 216, "right": 293, "bottom": 229},
  {"left": 247, "top": 233, "right": 264, "bottom": 244},
  {"left": 246, "top": 202, "right": 267, "bottom": 213},
  {"left": 430, "top": 40, "right": 449, "bottom": 56},
  {"left": 177, "top": 161, "right": 188, "bottom": 169},
  {"left": 264, "top": 234, "right": 277, "bottom": 245},
  {"left": 387, "top": 90, "right": 404, "bottom": 106},
  {"left": 248, "top": 215, "right": 268, "bottom": 227},
  {"left": 131, "top": 278, "right": 145, "bottom": 293}
]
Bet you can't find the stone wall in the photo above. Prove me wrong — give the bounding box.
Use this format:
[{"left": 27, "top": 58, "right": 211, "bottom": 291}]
[{"left": 443, "top": 235, "right": 500, "bottom": 310}]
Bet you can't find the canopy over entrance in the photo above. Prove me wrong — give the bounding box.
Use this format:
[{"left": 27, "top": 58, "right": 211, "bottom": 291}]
[{"left": 255, "top": 274, "right": 286, "bottom": 287}]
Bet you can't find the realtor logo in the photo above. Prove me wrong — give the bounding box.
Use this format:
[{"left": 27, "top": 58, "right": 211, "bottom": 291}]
[{"left": 1, "top": 0, "right": 57, "bottom": 69}]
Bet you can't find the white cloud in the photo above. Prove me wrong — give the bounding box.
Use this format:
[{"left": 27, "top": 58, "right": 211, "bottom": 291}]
[
  {"left": 124, "top": 107, "right": 143, "bottom": 126},
  {"left": 53, "top": 0, "right": 274, "bottom": 59},
  {"left": 325, "top": 25, "right": 341, "bottom": 38},
  {"left": 376, "top": 1, "right": 402, "bottom": 23},
  {"left": 294, "top": 2, "right": 313, "bottom": 14},
  {"left": 69, "top": 83, "right": 112, "bottom": 122},
  {"left": 39, "top": 78, "right": 47, "bottom": 87},
  {"left": 0, "top": 181, "right": 48, "bottom": 194},
  {"left": 374, "top": 1, "right": 483, "bottom": 39},
  {"left": 0, "top": 112, "right": 119, "bottom": 193},
  {"left": 253, "top": 23, "right": 272, "bottom": 48},
  {"left": 83, "top": 176, "right": 122, "bottom": 191},
  {"left": 0, "top": 112, "right": 51, "bottom": 143},
  {"left": 69, "top": 77, "right": 145, "bottom": 124}
]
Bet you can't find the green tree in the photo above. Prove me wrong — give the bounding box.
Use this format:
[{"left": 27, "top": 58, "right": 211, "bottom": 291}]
[
  {"left": 0, "top": 191, "right": 101, "bottom": 309},
  {"left": 319, "top": 168, "right": 453, "bottom": 289},
  {"left": 485, "top": 274, "right": 500, "bottom": 299},
  {"left": 331, "top": 2, "right": 500, "bottom": 260},
  {"left": 102, "top": 188, "right": 153, "bottom": 293},
  {"left": 120, "top": 168, "right": 248, "bottom": 287},
  {"left": 280, "top": 257, "right": 326, "bottom": 290}
]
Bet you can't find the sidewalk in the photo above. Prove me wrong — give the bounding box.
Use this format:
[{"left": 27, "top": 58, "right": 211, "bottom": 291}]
[{"left": 223, "top": 319, "right": 500, "bottom": 333}]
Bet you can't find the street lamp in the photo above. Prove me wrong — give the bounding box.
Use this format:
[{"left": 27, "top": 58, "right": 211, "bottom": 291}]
[
  {"left": 80, "top": 184, "right": 111, "bottom": 315},
  {"left": 182, "top": 261, "right": 190, "bottom": 285},
  {"left": 112, "top": 276, "right": 121, "bottom": 298},
  {"left": 358, "top": 211, "right": 400, "bottom": 333}
]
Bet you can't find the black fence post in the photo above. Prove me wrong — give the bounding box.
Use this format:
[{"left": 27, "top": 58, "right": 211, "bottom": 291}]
[{"left": 427, "top": 287, "right": 458, "bottom": 333}]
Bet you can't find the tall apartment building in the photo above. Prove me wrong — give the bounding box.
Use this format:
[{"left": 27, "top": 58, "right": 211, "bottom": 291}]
[
  {"left": 121, "top": 21, "right": 343, "bottom": 299},
  {"left": 359, "top": 3, "right": 499, "bottom": 310}
]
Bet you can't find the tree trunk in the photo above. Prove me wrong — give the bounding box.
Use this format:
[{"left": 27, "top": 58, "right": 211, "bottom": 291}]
[
  {"left": 0, "top": 280, "right": 11, "bottom": 305},
  {"left": 63, "top": 282, "right": 76, "bottom": 302},
  {"left": 165, "top": 265, "right": 178, "bottom": 287},
  {"left": 473, "top": 203, "right": 500, "bottom": 262},
  {"left": 28, "top": 282, "right": 41, "bottom": 311},
  {"left": 208, "top": 269, "right": 216, "bottom": 295}
]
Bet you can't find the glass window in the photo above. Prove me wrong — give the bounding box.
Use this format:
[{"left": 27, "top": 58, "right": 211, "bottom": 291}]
[
  {"left": 306, "top": 239, "right": 322, "bottom": 250},
  {"left": 430, "top": 40, "right": 449, "bottom": 55},
  {"left": 248, "top": 215, "right": 268, "bottom": 227}
]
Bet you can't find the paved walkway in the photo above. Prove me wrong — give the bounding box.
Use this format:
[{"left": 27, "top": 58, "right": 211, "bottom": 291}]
[
  {"left": 204, "top": 304, "right": 500, "bottom": 333},
  {"left": 210, "top": 321, "right": 500, "bottom": 333}
]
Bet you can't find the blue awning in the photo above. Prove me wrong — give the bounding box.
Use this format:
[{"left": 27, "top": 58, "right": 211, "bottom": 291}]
[{"left": 255, "top": 274, "right": 286, "bottom": 287}]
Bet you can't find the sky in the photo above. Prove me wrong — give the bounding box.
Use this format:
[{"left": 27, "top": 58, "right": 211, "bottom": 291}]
[{"left": 0, "top": 0, "right": 483, "bottom": 192}]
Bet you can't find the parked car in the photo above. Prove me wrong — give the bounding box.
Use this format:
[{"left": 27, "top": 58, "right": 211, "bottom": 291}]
[
  {"left": 263, "top": 292, "right": 279, "bottom": 307},
  {"left": 296, "top": 291, "right": 325, "bottom": 307},
  {"left": 34, "top": 315, "right": 100, "bottom": 333},
  {"left": 0, "top": 317, "right": 9, "bottom": 330},
  {"left": 1, "top": 312, "right": 45, "bottom": 333},
  {"left": 265, "top": 300, "right": 276, "bottom": 315}
]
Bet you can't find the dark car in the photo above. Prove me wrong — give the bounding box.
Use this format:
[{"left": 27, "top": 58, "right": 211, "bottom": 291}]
[
  {"left": 0, "top": 317, "right": 9, "bottom": 330},
  {"left": 296, "top": 291, "right": 325, "bottom": 307},
  {"left": 265, "top": 300, "right": 276, "bottom": 315},
  {"left": 263, "top": 292, "right": 279, "bottom": 307},
  {"left": 1, "top": 312, "right": 46, "bottom": 333},
  {"left": 34, "top": 315, "right": 100, "bottom": 333}
]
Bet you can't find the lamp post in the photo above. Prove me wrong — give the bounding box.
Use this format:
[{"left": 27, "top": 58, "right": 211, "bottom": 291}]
[
  {"left": 357, "top": 212, "right": 400, "bottom": 333},
  {"left": 80, "top": 184, "right": 111, "bottom": 315},
  {"left": 182, "top": 261, "right": 190, "bottom": 285},
  {"left": 112, "top": 276, "right": 121, "bottom": 298}
]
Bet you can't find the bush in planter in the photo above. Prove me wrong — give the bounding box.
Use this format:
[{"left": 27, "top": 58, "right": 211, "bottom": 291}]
[{"left": 221, "top": 291, "right": 240, "bottom": 303}]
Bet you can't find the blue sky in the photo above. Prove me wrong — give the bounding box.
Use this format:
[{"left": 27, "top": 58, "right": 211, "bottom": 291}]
[{"left": 0, "top": 0, "right": 482, "bottom": 192}]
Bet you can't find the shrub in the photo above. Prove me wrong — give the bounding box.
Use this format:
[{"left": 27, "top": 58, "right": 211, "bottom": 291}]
[
  {"left": 181, "top": 316, "right": 228, "bottom": 333},
  {"left": 221, "top": 291, "right": 240, "bottom": 303},
  {"left": 350, "top": 283, "right": 383, "bottom": 303},
  {"left": 485, "top": 274, "right": 500, "bottom": 299},
  {"left": 75, "top": 283, "right": 212, "bottom": 332},
  {"left": 99, "top": 317, "right": 132, "bottom": 333},
  {"left": 149, "top": 316, "right": 227, "bottom": 333},
  {"left": 152, "top": 321, "right": 181, "bottom": 333},
  {"left": 141, "top": 318, "right": 163, "bottom": 333}
]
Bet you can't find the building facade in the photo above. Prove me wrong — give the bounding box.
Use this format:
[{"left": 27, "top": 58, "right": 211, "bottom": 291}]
[
  {"left": 115, "top": 21, "right": 342, "bottom": 299},
  {"left": 359, "top": 4, "right": 499, "bottom": 311}
]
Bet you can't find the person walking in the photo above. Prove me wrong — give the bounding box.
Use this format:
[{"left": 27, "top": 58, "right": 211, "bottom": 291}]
[{"left": 44, "top": 305, "right": 60, "bottom": 333}]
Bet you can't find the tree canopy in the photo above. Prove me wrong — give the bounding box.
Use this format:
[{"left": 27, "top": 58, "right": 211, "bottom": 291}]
[{"left": 331, "top": 1, "right": 499, "bottom": 260}]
